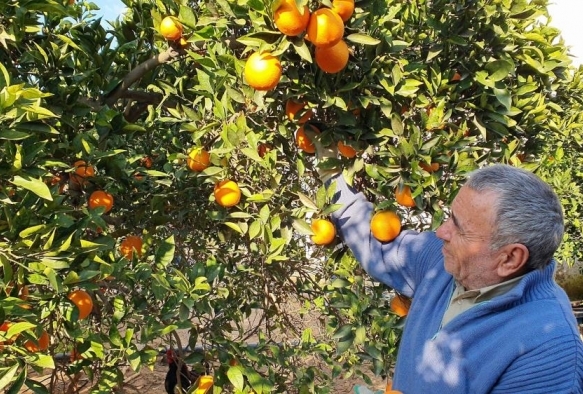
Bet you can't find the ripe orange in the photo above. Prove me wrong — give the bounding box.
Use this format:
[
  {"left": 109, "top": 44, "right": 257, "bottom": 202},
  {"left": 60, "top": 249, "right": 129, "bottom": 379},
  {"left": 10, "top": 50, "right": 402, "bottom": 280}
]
[
  {"left": 120, "top": 235, "right": 143, "bottom": 260},
  {"left": 285, "top": 99, "right": 313, "bottom": 123},
  {"left": 258, "top": 143, "right": 272, "bottom": 158},
  {"left": 306, "top": 8, "right": 344, "bottom": 48},
  {"left": 395, "top": 185, "right": 416, "bottom": 208},
  {"left": 295, "top": 125, "right": 319, "bottom": 154},
  {"left": 274, "top": 0, "right": 310, "bottom": 36},
  {"left": 68, "top": 289, "right": 94, "bottom": 320},
  {"left": 315, "top": 39, "right": 349, "bottom": 73},
  {"left": 24, "top": 330, "right": 50, "bottom": 352},
  {"left": 332, "top": 0, "right": 355, "bottom": 22},
  {"left": 370, "top": 211, "right": 401, "bottom": 242},
  {"left": 160, "top": 16, "right": 183, "bottom": 41},
  {"left": 88, "top": 190, "right": 114, "bottom": 213},
  {"left": 70, "top": 348, "right": 83, "bottom": 362},
  {"left": 420, "top": 162, "right": 440, "bottom": 173},
  {"left": 74, "top": 160, "right": 95, "bottom": 178},
  {"left": 337, "top": 141, "right": 357, "bottom": 158},
  {"left": 0, "top": 321, "right": 16, "bottom": 350},
  {"left": 310, "top": 218, "right": 336, "bottom": 245},
  {"left": 390, "top": 294, "right": 411, "bottom": 318},
  {"left": 244, "top": 51, "right": 282, "bottom": 91},
  {"left": 142, "top": 156, "right": 153, "bottom": 169},
  {"left": 187, "top": 148, "right": 211, "bottom": 172},
  {"left": 214, "top": 180, "right": 241, "bottom": 208},
  {"left": 450, "top": 71, "right": 461, "bottom": 82}
]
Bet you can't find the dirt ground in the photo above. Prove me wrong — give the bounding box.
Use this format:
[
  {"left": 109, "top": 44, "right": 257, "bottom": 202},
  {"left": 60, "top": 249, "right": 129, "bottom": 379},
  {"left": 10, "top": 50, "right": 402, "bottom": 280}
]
[
  {"left": 22, "top": 356, "right": 388, "bottom": 394},
  {"left": 19, "top": 303, "right": 390, "bottom": 393}
]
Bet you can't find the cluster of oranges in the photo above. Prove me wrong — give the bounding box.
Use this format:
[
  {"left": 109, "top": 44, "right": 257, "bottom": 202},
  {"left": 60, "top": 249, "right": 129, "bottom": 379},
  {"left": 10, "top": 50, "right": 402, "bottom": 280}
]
[
  {"left": 69, "top": 161, "right": 147, "bottom": 263},
  {"left": 186, "top": 148, "right": 242, "bottom": 208},
  {"left": 309, "top": 184, "right": 420, "bottom": 247},
  {"left": 244, "top": 0, "right": 355, "bottom": 91},
  {"left": 0, "top": 289, "right": 95, "bottom": 353}
]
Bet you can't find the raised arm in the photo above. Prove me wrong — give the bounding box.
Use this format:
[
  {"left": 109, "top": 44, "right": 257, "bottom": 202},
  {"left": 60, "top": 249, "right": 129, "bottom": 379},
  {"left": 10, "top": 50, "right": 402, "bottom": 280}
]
[{"left": 328, "top": 173, "right": 444, "bottom": 298}]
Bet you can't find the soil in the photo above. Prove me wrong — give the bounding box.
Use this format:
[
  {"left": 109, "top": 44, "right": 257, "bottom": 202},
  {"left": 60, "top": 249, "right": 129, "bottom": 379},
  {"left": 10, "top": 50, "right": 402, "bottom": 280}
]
[
  {"left": 18, "top": 304, "right": 389, "bottom": 394},
  {"left": 21, "top": 356, "right": 388, "bottom": 394}
]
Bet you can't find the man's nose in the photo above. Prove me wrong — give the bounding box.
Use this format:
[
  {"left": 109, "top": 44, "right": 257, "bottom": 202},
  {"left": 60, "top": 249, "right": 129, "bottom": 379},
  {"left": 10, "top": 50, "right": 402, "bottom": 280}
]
[{"left": 436, "top": 219, "right": 451, "bottom": 241}]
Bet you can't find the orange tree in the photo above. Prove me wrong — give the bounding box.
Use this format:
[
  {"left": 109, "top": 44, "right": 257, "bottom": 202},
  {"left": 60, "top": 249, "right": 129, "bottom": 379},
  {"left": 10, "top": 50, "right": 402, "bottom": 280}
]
[{"left": 0, "top": 0, "right": 582, "bottom": 392}]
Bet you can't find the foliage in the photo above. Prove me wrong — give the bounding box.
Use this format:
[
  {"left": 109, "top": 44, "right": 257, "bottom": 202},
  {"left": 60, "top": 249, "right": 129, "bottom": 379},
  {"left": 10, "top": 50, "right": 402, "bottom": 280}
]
[{"left": 0, "top": 0, "right": 581, "bottom": 392}]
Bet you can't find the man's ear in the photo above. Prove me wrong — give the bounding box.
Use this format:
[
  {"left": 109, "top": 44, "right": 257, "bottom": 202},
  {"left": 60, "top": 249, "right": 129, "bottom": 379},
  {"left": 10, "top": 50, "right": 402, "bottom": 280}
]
[{"left": 497, "top": 243, "right": 530, "bottom": 278}]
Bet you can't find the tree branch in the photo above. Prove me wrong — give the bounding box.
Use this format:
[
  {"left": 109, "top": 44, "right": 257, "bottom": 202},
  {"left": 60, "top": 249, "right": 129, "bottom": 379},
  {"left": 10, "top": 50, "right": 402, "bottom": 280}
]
[{"left": 103, "top": 46, "right": 182, "bottom": 107}]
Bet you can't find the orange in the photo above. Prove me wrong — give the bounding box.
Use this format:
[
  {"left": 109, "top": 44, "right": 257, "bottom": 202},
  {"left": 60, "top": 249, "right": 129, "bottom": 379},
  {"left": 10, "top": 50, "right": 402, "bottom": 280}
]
[
  {"left": 274, "top": 0, "right": 310, "bottom": 36},
  {"left": 295, "top": 125, "right": 319, "bottom": 154},
  {"left": 315, "top": 39, "right": 349, "bottom": 73},
  {"left": 370, "top": 211, "right": 401, "bottom": 242},
  {"left": 120, "top": 235, "right": 143, "bottom": 260},
  {"left": 337, "top": 141, "right": 357, "bottom": 158},
  {"left": 214, "top": 180, "right": 241, "bottom": 208},
  {"left": 68, "top": 289, "right": 93, "bottom": 320},
  {"left": 332, "top": 0, "right": 355, "bottom": 22},
  {"left": 244, "top": 51, "right": 282, "bottom": 91},
  {"left": 310, "top": 218, "right": 336, "bottom": 245},
  {"left": 390, "top": 294, "right": 411, "bottom": 318},
  {"left": 395, "top": 185, "right": 416, "bottom": 208},
  {"left": 285, "top": 99, "right": 313, "bottom": 123},
  {"left": 258, "top": 143, "right": 272, "bottom": 158},
  {"left": 0, "top": 321, "right": 16, "bottom": 350},
  {"left": 420, "top": 162, "right": 439, "bottom": 173},
  {"left": 24, "top": 330, "right": 50, "bottom": 352},
  {"left": 74, "top": 160, "right": 95, "bottom": 178},
  {"left": 160, "top": 16, "right": 183, "bottom": 41},
  {"left": 450, "top": 71, "right": 461, "bottom": 82},
  {"left": 72, "top": 160, "right": 95, "bottom": 187},
  {"left": 306, "top": 8, "right": 344, "bottom": 48},
  {"left": 187, "top": 148, "right": 211, "bottom": 172},
  {"left": 17, "top": 285, "right": 29, "bottom": 300},
  {"left": 142, "top": 156, "right": 153, "bottom": 169},
  {"left": 70, "top": 348, "right": 83, "bottom": 362},
  {"left": 88, "top": 190, "right": 114, "bottom": 213}
]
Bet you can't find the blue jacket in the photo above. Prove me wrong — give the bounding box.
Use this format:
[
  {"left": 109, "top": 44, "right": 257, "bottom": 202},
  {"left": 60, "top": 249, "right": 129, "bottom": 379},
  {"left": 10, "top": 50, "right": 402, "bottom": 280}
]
[{"left": 329, "top": 174, "right": 583, "bottom": 393}]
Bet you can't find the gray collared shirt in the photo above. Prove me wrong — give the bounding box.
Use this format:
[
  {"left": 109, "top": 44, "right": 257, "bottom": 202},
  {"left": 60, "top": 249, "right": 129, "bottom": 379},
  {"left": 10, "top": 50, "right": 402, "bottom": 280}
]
[{"left": 441, "top": 275, "right": 525, "bottom": 326}]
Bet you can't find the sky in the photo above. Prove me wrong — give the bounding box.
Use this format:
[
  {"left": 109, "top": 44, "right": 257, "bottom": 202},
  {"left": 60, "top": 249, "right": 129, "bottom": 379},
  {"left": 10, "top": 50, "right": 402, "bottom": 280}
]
[{"left": 91, "top": 0, "right": 582, "bottom": 65}]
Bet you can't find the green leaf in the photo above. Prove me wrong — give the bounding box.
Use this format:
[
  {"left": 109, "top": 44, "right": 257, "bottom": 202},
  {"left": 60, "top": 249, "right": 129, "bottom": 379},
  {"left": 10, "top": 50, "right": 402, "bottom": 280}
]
[
  {"left": 155, "top": 235, "right": 175, "bottom": 268},
  {"left": 6, "top": 322, "right": 36, "bottom": 338},
  {"left": 346, "top": 33, "right": 380, "bottom": 45},
  {"left": 0, "top": 130, "right": 30, "bottom": 140},
  {"left": 494, "top": 88, "right": 512, "bottom": 111},
  {"left": 11, "top": 175, "right": 52, "bottom": 201},
  {"left": 0, "top": 62, "right": 10, "bottom": 89},
  {"left": 227, "top": 366, "right": 245, "bottom": 390},
  {"left": 19, "top": 224, "right": 46, "bottom": 238},
  {"left": 292, "top": 219, "right": 313, "bottom": 236},
  {"left": 332, "top": 324, "right": 353, "bottom": 340},
  {"left": 224, "top": 222, "right": 244, "bottom": 234},
  {"left": 248, "top": 220, "right": 262, "bottom": 240},
  {"left": 297, "top": 192, "right": 318, "bottom": 210},
  {"left": 485, "top": 59, "right": 514, "bottom": 81},
  {"left": 0, "top": 363, "right": 19, "bottom": 392},
  {"left": 29, "top": 354, "right": 54, "bottom": 369}
]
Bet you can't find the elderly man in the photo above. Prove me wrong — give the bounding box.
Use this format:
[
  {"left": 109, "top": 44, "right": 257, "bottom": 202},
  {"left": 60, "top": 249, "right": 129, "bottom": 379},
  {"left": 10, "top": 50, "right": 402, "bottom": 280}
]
[{"left": 321, "top": 161, "right": 583, "bottom": 393}]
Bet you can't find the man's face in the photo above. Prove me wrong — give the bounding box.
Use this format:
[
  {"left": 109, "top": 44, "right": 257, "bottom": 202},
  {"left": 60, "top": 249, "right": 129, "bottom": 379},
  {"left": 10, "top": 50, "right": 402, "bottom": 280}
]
[{"left": 435, "top": 186, "right": 501, "bottom": 290}]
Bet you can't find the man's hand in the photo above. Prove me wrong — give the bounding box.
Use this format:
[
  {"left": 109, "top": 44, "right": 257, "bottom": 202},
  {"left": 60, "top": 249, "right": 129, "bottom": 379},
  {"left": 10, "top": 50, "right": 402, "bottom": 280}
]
[{"left": 303, "top": 128, "right": 341, "bottom": 183}]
